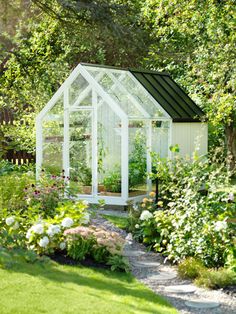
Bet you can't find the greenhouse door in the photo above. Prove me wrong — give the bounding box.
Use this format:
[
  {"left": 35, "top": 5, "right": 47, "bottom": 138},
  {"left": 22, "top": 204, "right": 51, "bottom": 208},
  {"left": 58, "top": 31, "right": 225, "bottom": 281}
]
[{"left": 69, "top": 109, "right": 93, "bottom": 195}]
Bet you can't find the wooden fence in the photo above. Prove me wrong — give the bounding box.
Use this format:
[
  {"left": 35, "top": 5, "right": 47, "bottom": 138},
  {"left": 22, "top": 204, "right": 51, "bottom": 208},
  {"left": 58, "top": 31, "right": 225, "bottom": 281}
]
[{"left": 1, "top": 108, "right": 35, "bottom": 165}]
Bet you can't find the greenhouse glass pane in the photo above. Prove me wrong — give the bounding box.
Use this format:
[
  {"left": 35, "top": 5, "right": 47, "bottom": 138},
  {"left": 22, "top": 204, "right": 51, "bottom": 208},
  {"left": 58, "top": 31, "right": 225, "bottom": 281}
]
[
  {"left": 42, "top": 96, "right": 64, "bottom": 174},
  {"left": 128, "top": 120, "right": 148, "bottom": 197},
  {"left": 120, "top": 74, "right": 167, "bottom": 118},
  {"left": 69, "top": 73, "right": 89, "bottom": 106},
  {"left": 97, "top": 96, "right": 122, "bottom": 197},
  {"left": 69, "top": 110, "right": 92, "bottom": 195},
  {"left": 151, "top": 120, "right": 170, "bottom": 158}
]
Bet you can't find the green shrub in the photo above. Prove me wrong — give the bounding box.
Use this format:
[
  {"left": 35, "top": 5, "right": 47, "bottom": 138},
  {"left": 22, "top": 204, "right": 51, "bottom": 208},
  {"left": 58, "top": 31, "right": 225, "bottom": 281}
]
[
  {"left": 177, "top": 257, "right": 206, "bottom": 279},
  {"left": 107, "top": 255, "right": 130, "bottom": 273},
  {"left": 129, "top": 151, "right": 235, "bottom": 267},
  {"left": 0, "top": 172, "right": 35, "bottom": 211},
  {"left": 195, "top": 268, "right": 236, "bottom": 289}
]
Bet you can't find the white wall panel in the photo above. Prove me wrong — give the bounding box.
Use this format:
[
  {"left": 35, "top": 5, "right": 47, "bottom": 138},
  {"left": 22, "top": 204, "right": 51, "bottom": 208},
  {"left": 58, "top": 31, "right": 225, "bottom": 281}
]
[{"left": 172, "top": 123, "right": 208, "bottom": 157}]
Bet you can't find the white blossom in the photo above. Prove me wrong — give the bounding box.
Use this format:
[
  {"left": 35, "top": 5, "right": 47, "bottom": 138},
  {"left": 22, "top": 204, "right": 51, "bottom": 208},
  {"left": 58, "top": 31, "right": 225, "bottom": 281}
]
[
  {"left": 39, "top": 236, "right": 49, "bottom": 248},
  {"left": 82, "top": 200, "right": 89, "bottom": 207},
  {"left": 59, "top": 242, "right": 66, "bottom": 250},
  {"left": 61, "top": 217, "right": 74, "bottom": 228},
  {"left": 47, "top": 224, "right": 61, "bottom": 237},
  {"left": 135, "top": 224, "right": 140, "bottom": 229},
  {"left": 140, "top": 210, "right": 153, "bottom": 221},
  {"left": 228, "top": 192, "right": 234, "bottom": 201},
  {"left": 214, "top": 221, "right": 227, "bottom": 232},
  {"left": 32, "top": 223, "right": 44, "bottom": 234},
  {"left": 80, "top": 212, "right": 90, "bottom": 225},
  {"left": 6, "top": 217, "right": 15, "bottom": 226},
  {"left": 26, "top": 229, "right": 32, "bottom": 239}
]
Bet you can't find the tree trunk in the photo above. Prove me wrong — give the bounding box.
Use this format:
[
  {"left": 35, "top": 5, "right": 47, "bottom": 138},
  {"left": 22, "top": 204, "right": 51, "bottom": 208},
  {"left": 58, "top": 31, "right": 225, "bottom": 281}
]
[{"left": 225, "top": 122, "right": 236, "bottom": 172}]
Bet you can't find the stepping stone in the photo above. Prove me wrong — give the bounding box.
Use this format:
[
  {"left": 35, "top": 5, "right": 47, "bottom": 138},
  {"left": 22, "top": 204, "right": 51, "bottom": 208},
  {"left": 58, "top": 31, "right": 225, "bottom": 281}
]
[
  {"left": 132, "top": 261, "right": 161, "bottom": 268},
  {"left": 123, "top": 250, "right": 145, "bottom": 257},
  {"left": 185, "top": 301, "right": 220, "bottom": 309},
  {"left": 164, "top": 284, "right": 196, "bottom": 294},
  {"left": 147, "top": 272, "right": 177, "bottom": 281}
]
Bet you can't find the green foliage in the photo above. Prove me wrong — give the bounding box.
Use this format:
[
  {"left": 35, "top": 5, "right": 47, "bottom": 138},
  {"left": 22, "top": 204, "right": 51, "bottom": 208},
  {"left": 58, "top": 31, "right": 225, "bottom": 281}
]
[
  {"left": 0, "top": 172, "right": 35, "bottom": 211},
  {"left": 141, "top": 0, "right": 236, "bottom": 165},
  {"left": 177, "top": 257, "right": 206, "bottom": 280},
  {"left": 129, "top": 152, "right": 236, "bottom": 267},
  {"left": 103, "top": 170, "right": 121, "bottom": 193},
  {"left": 66, "top": 234, "right": 94, "bottom": 261},
  {"left": 24, "top": 171, "right": 77, "bottom": 217},
  {"left": 107, "top": 255, "right": 130, "bottom": 273},
  {"left": 195, "top": 268, "right": 236, "bottom": 289},
  {"left": 129, "top": 130, "right": 147, "bottom": 189}
]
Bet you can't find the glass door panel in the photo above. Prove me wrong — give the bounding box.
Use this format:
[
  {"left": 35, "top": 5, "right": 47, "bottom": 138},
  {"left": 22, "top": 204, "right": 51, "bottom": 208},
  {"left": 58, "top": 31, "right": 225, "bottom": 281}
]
[
  {"left": 128, "top": 120, "right": 148, "bottom": 197},
  {"left": 69, "top": 110, "right": 92, "bottom": 195}
]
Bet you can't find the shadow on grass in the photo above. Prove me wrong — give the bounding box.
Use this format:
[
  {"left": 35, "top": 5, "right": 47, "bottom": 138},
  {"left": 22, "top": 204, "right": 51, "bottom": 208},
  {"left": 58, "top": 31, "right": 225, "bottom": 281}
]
[{"left": 5, "top": 260, "right": 176, "bottom": 314}]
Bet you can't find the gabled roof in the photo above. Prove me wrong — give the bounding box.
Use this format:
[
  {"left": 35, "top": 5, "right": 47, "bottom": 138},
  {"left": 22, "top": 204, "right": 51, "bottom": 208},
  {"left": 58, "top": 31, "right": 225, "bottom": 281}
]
[{"left": 129, "top": 69, "right": 204, "bottom": 122}]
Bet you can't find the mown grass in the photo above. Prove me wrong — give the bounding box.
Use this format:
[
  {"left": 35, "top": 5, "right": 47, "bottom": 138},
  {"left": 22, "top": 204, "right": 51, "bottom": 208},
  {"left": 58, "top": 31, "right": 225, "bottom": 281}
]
[
  {"left": 0, "top": 259, "right": 178, "bottom": 314},
  {"left": 102, "top": 214, "right": 129, "bottom": 230}
]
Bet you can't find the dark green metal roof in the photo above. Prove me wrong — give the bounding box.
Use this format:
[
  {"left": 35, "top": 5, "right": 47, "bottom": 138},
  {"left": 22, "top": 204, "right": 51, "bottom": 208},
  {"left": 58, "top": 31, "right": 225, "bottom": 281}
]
[
  {"left": 129, "top": 69, "right": 204, "bottom": 122},
  {"left": 129, "top": 69, "right": 205, "bottom": 122},
  {"left": 81, "top": 63, "right": 205, "bottom": 122}
]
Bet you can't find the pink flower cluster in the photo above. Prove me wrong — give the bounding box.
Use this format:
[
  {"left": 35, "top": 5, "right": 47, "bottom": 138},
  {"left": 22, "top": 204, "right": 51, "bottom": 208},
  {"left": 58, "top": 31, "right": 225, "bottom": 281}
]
[{"left": 64, "top": 225, "right": 125, "bottom": 255}]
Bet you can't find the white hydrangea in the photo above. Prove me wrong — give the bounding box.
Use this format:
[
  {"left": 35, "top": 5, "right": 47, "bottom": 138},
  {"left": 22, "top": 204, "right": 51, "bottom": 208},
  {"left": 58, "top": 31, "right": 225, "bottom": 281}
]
[
  {"left": 61, "top": 217, "right": 74, "bottom": 228},
  {"left": 80, "top": 212, "right": 90, "bottom": 225},
  {"left": 6, "top": 217, "right": 15, "bottom": 226},
  {"left": 39, "top": 236, "right": 49, "bottom": 248},
  {"left": 26, "top": 229, "right": 33, "bottom": 239},
  {"left": 214, "top": 221, "right": 227, "bottom": 232},
  {"left": 32, "top": 223, "right": 44, "bottom": 234},
  {"left": 47, "top": 224, "right": 61, "bottom": 237},
  {"left": 140, "top": 210, "right": 153, "bottom": 221},
  {"left": 59, "top": 242, "right": 66, "bottom": 250}
]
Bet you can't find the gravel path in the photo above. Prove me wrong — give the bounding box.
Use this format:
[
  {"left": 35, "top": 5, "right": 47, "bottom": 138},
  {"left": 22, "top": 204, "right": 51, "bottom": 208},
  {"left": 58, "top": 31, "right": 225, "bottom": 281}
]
[{"left": 91, "top": 211, "right": 236, "bottom": 314}]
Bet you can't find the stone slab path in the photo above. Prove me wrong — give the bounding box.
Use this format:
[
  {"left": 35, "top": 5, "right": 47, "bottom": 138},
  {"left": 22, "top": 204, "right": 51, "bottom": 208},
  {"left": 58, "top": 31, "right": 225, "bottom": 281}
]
[{"left": 91, "top": 210, "right": 236, "bottom": 314}]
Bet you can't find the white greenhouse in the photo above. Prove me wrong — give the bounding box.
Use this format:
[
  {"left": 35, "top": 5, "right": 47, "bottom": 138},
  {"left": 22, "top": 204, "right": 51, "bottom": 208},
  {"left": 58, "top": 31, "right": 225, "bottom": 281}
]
[{"left": 36, "top": 63, "right": 208, "bottom": 205}]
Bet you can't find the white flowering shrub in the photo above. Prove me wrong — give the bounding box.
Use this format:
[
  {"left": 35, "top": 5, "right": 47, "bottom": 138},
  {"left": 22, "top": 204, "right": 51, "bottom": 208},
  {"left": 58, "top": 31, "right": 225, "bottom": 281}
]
[{"left": 129, "top": 152, "right": 236, "bottom": 267}]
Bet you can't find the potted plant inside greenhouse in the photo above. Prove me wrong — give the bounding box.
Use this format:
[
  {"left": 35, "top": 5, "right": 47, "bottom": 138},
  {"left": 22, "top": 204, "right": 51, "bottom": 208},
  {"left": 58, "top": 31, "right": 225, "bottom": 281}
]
[{"left": 36, "top": 63, "right": 207, "bottom": 205}]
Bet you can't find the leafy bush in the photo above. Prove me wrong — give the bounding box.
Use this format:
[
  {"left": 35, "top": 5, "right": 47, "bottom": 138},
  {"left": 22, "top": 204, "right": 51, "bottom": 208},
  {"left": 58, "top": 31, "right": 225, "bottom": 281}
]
[
  {"left": 195, "top": 268, "right": 236, "bottom": 289},
  {"left": 129, "top": 152, "right": 235, "bottom": 267},
  {"left": 24, "top": 171, "right": 77, "bottom": 217},
  {"left": 103, "top": 171, "right": 121, "bottom": 193},
  {"left": 0, "top": 160, "right": 35, "bottom": 176},
  {"left": 0, "top": 172, "right": 35, "bottom": 211},
  {"left": 107, "top": 255, "right": 130, "bottom": 272},
  {"left": 177, "top": 257, "right": 206, "bottom": 279}
]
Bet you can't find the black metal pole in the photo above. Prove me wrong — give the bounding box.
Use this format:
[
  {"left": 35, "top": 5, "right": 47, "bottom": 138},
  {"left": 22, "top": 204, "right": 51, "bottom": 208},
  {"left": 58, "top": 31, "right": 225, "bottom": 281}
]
[{"left": 155, "top": 177, "right": 159, "bottom": 205}]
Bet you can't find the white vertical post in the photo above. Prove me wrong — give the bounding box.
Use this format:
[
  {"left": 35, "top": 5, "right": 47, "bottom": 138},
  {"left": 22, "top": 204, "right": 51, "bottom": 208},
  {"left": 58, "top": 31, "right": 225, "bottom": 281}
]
[
  {"left": 121, "top": 118, "right": 129, "bottom": 201},
  {"left": 92, "top": 89, "right": 98, "bottom": 196},
  {"left": 36, "top": 117, "right": 43, "bottom": 180},
  {"left": 63, "top": 89, "right": 70, "bottom": 177},
  {"left": 146, "top": 120, "right": 152, "bottom": 192}
]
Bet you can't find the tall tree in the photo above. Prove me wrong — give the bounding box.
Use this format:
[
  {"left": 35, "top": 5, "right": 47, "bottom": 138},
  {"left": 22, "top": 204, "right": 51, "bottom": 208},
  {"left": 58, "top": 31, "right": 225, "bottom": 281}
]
[{"left": 141, "top": 0, "right": 236, "bottom": 169}]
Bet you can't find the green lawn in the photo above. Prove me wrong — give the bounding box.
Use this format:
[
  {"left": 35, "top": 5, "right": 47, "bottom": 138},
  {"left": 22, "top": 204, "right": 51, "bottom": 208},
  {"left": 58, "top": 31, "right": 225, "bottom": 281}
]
[
  {"left": 0, "top": 260, "right": 177, "bottom": 314},
  {"left": 102, "top": 214, "right": 129, "bottom": 230}
]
